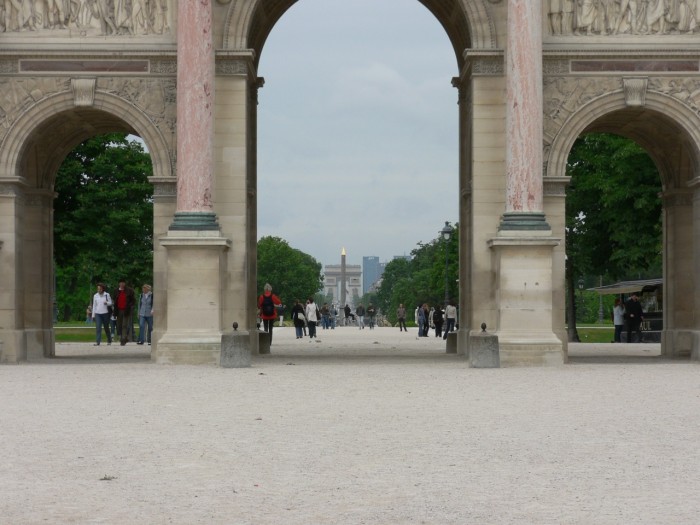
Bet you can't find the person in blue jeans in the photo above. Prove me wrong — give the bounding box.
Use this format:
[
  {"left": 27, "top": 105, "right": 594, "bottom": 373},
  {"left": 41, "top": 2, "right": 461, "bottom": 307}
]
[
  {"left": 91, "top": 283, "right": 113, "bottom": 346},
  {"left": 137, "top": 284, "right": 154, "bottom": 345}
]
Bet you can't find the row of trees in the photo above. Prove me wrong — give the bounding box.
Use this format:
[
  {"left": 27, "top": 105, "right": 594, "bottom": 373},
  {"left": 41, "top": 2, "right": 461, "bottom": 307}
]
[{"left": 373, "top": 232, "right": 459, "bottom": 324}]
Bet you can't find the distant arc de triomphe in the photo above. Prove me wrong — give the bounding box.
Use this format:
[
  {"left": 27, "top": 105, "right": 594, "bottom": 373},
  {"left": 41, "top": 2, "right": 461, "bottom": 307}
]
[{"left": 1, "top": 0, "right": 699, "bottom": 365}]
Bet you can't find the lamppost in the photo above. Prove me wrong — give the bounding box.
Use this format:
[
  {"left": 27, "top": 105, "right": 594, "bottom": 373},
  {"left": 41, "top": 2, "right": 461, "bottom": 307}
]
[
  {"left": 440, "top": 221, "right": 454, "bottom": 306},
  {"left": 578, "top": 278, "right": 585, "bottom": 322}
]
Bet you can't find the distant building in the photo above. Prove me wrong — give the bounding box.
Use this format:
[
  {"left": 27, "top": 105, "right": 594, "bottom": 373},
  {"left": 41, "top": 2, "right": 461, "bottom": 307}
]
[
  {"left": 362, "top": 256, "right": 381, "bottom": 294},
  {"left": 324, "top": 264, "right": 362, "bottom": 305}
]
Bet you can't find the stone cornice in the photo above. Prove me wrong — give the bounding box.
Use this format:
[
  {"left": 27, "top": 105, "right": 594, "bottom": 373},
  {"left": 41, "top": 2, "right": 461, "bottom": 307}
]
[
  {"left": 215, "top": 49, "right": 257, "bottom": 77},
  {"left": 461, "top": 49, "right": 505, "bottom": 78},
  {"left": 544, "top": 48, "right": 700, "bottom": 59}
]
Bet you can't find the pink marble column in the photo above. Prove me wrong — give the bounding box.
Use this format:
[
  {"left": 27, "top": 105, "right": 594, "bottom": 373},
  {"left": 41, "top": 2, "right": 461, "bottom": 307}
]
[
  {"left": 173, "top": 0, "right": 217, "bottom": 229},
  {"left": 504, "top": 0, "right": 545, "bottom": 222}
]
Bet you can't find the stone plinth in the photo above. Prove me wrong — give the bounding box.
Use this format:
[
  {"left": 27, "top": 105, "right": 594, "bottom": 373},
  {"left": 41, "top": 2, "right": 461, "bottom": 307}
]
[
  {"left": 488, "top": 234, "right": 565, "bottom": 366},
  {"left": 445, "top": 332, "right": 458, "bottom": 354},
  {"left": 220, "top": 332, "right": 252, "bottom": 368},
  {"left": 469, "top": 332, "right": 500, "bottom": 368},
  {"left": 155, "top": 230, "right": 231, "bottom": 365}
]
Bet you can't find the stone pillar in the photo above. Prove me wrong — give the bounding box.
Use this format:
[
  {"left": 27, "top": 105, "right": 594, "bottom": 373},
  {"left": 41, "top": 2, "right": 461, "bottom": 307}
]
[
  {"left": 485, "top": 1, "right": 564, "bottom": 365},
  {"left": 170, "top": 0, "right": 218, "bottom": 230},
  {"left": 156, "top": 0, "right": 231, "bottom": 364},
  {"left": 501, "top": 0, "right": 549, "bottom": 231}
]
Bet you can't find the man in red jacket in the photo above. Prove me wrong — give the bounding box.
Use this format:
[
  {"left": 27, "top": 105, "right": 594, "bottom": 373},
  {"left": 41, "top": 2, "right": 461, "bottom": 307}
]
[
  {"left": 258, "top": 283, "right": 282, "bottom": 342},
  {"left": 113, "top": 279, "right": 136, "bottom": 346}
]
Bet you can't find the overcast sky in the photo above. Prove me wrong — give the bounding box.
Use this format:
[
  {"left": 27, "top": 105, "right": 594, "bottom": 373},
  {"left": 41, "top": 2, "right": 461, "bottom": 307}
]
[{"left": 256, "top": 0, "right": 460, "bottom": 268}]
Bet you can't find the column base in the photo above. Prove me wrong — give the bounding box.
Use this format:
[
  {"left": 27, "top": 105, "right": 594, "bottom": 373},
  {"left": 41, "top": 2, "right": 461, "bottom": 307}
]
[
  {"left": 169, "top": 211, "right": 220, "bottom": 231},
  {"left": 154, "top": 333, "right": 222, "bottom": 365},
  {"left": 0, "top": 329, "right": 25, "bottom": 363},
  {"left": 661, "top": 330, "right": 695, "bottom": 359},
  {"left": 499, "top": 212, "right": 551, "bottom": 231},
  {"left": 497, "top": 332, "right": 564, "bottom": 366}
]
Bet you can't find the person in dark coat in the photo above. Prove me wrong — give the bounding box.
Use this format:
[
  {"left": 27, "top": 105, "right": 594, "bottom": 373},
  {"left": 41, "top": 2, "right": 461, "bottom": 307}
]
[{"left": 624, "top": 293, "right": 644, "bottom": 343}]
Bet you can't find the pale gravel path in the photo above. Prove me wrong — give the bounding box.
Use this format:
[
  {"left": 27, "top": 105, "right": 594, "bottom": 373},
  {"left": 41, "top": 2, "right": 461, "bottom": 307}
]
[{"left": 1, "top": 327, "right": 699, "bottom": 524}]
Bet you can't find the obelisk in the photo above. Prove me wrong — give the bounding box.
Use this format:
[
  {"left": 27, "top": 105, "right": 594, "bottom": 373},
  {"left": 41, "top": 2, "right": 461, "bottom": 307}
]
[{"left": 340, "top": 247, "right": 347, "bottom": 307}]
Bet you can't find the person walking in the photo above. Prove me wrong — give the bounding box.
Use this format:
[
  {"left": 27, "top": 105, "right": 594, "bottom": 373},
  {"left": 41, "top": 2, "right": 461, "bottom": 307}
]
[
  {"left": 305, "top": 297, "right": 320, "bottom": 339},
  {"left": 91, "top": 283, "right": 113, "bottom": 346},
  {"left": 433, "top": 305, "right": 444, "bottom": 337},
  {"left": 112, "top": 279, "right": 136, "bottom": 346},
  {"left": 443, "top": 300, "right": 457, "bottom": 339},
  {"left": 367, "top": 303, "right": 377, "bottom": 329},
  {"left": 417, "top": 305, "right": 426, "bottom": 337},
  {"left": 137, "top": 284, "right": 153, "bottom": 345},
  {"left": 397, "top": 303, "right": 407, "bottom": 332},
  {"left": 291, "top": 299, "right": 306, "bottom": 339},
  {"left": 421, "top": 304, "right": 430, "bottom": 337},
  {"left": 321, "top": 303, "right": 330, "bottom": 329},
  {"left": 356, "top": 303, "right": 365, "bottom": 329},
  {"left": 258, "top": 283, "right": 282, "bottom": 343},
  {"left": 624, "top": 293, "right": 644, "bottom": 343},
  {"left": 612, "top": 297, "right": 625, "bottom": 343}
]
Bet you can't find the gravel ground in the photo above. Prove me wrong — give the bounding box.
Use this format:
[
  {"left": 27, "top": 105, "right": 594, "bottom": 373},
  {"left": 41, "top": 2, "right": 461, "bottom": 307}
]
[{"left": 2, "top": 327, "right": 699, "bottom": 524}]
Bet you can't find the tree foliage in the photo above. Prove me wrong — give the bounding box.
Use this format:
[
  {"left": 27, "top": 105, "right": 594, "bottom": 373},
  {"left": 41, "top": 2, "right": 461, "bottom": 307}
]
[
  {"left": 54, "top": 133, "right": 153, "bottom": 320},
  {"left": 375, "top": 227, "right": 459, "bottom": 323},
  {"left": 565, "top": 133, "right": 662, "bottom": 339},
  {"left": 257, "top": 236, "right": 323, "bottom": 307}
]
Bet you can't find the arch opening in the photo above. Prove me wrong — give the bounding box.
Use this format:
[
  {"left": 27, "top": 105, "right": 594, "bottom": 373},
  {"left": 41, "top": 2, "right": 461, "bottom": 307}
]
[{"left": 552, "top": 100, "right": 700, "bottom": 360}]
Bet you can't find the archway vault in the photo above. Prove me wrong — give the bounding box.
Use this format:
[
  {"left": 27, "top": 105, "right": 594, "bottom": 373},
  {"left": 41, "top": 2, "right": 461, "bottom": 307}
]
[
  {"left": 547, "top": 90, "right": 700, "bottom": 191},
  {"left": 222, "top": 0, "right": 499, "bottom": 68}
]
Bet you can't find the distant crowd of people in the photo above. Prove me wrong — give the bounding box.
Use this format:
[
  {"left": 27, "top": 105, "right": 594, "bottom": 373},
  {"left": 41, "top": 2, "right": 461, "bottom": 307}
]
[
  {"left": 256, "top": 283, "right": 458, "bottom": 345},
  {"left": 89, "top": 280, "right": 153, "bottom": 347}
]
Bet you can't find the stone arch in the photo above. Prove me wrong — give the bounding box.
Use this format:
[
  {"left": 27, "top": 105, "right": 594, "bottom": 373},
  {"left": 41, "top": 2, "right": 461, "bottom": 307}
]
[
  {"left": 0, "top": 89, "right": 172, "bottom": 186},
  {"left": 546, "top": 89, "right": 700, "bottom": 358},
  {"left": 546, "top": 90, "right": 700, "bottom": 190},
  {"left": 222, "top": 0, "right": 498, "bottom": 67},
  {"left": 0, "top": 87, "right": 173, "bottom": 362}
]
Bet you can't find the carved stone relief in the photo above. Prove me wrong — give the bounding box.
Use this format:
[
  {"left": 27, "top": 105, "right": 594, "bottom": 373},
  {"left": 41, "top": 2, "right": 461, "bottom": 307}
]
[
  {"left": 0, "top": 77, "right": 70, "bottom": 134},
  {"left": 548, "top": 0, "right": 700, "bottom": 36},
  {"left": 543, "top": 75, "right": 621, "bottom": 142},
  {"left": 0, "top": 0, "right": 171, "bottom": 36}
]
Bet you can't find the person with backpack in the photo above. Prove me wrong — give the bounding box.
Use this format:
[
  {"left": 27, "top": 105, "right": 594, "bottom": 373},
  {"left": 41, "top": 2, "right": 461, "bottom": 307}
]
[{"left": 258, "top": 283, "right": 282, "bottom": 342}]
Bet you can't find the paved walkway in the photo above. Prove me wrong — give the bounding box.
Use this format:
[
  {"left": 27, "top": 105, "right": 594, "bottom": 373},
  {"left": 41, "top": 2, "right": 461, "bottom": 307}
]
[{"left": 2, "top": 328, "right": 698, "bottom": 524}]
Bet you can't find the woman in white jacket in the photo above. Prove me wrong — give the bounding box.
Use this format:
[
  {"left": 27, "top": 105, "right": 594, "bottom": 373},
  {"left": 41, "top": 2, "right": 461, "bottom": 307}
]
[
  {"left": 305, "top": 298, "right": 320, "bottom": 339},
  {"left": 91, "top": 283, "right": 113, "bottom": 346}
]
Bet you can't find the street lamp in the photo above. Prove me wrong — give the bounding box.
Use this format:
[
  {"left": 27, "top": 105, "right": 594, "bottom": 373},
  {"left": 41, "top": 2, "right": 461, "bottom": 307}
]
[
  {"left": 577, "top": 278, "right": 584, "bottom": 322},
  {"left": 440, "top": 221, "right": 454, "bottom": 305}
]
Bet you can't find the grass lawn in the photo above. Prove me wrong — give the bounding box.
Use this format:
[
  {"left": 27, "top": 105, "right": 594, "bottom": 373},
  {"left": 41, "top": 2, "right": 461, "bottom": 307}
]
[{"left": 575, "top": 325, "right": 615, "bottom": 344}]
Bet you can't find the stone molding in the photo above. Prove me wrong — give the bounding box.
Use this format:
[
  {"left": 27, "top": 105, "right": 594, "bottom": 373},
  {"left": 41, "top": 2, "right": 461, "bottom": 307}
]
[
  {"left": 150, "top": 177, "right": 177, "bottom": 197},
  {"left": 543, "top": 176, "right": 570, "bottom": 197},
  {"left": 215, "top": 50, "right": 256, "bottom": 77},
  {"left": 463, "top": 49, "right": 504, "bottom": 77},
  {"left": 662, "top": 190, "right": 693, "bottom": 207}
]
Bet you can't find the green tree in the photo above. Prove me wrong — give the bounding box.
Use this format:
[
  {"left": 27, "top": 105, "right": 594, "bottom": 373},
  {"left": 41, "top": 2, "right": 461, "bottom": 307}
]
[
  {"left": 375, "top": 226, "right": 459, "bottom": 324},
  {"left": 54, "top": 133, "right": 154, "bottom": 321},
  {"left": 257, "top": 236, "right": 323, "bottom": 307},
  {"left": 566, "top": 133, "right": 662, "bottom": 340}
]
